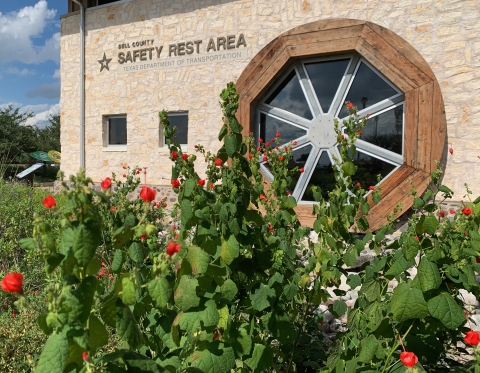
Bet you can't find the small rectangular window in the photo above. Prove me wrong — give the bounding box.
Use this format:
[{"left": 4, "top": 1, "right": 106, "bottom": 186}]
[
  {"left": 107, "top": 116, "right": 127, "bottom": 146},
  {"left": 164, "top": 112, "right": 188, "bottom": 146}
]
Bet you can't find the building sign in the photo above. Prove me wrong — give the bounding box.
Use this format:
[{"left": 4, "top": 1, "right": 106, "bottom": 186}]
[{"left": 99, "top": 34, "right": 248, "bottom": 73}]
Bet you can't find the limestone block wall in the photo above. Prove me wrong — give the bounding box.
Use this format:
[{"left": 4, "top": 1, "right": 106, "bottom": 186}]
[{"left": 60, "top": 0, "right": 480, "bottom": 199}]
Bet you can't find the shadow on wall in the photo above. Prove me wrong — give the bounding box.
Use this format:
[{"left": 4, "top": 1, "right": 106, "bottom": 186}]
[{"left": 61, "top": 0, "right": 242, "bottom": 36}]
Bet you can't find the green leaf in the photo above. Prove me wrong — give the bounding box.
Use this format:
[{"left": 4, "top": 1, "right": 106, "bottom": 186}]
[
  {"left": 73, "top": 223, "right": 101, "bottom": 267},
  {"left": 428, "top": 293, "right": 465, "bottom": 329},
  {"left": 174, "top": 275, "right": 200, "bottom": 311},
  {"left": 391, "top": 283, "right": 428, "bottom": 321},
  {"left": 19, "top": 237, "right": 37, "bottom": 250},
  {"left": 180, "top": 199, "right": 193, "bottom": 226},
  {"left": 227, "top": 326, "right": 252, "bottom": 357},
  {"left": 128, "top": 242, "right": 144, "bottom": 263},
  {"left": 186, "top": 246, "right": 211, "bottom": 275},
  {"left": 360, "top": 278, "right": 381, "bottom": 302},
  {"left": 35, "top": 332, "right": 69, "bottom": 373},
  {"left": 357, "top": 216, "right": 369, "bottom": 231},
  {"left": 86, "top": 258, "right": 101, "bottom": 276},
  {"left": 111, "top": 249, "right": 124, "bottom": 273},
  {"left": 385, "top": 255, "right": 414, "bottom": 277},
  {"left": 218, "top": 124, "right": 228, "bottom": 141},
  {"left": 331, "top": 300, "right": 348, "bottom": 318},
  {"left": 250, "top": 284, "right": 275, "bottom": 311},
  {"left": 341, "top": 161, "right": 357, "bottom": 177},
  {"left": 201, "top": 300, "right": 220, "bottom": 327},
  {"left": 123, "top": 351, "right": 164, "bottom": 372},
  {"left": 183, "top": 178, "right": 196, "bottom": 198},
  {"left": 190, "top": 343, "right": 235, "bottom": 373},
  {"left": 100, "top": 294, "right": 117, "bottom": 328},
  {"left": 244, "top": 344, "right": 274, "bottom": 372},
  {"left": 225, "top": 134, "right": 238, "bottom": 157},
  {"left": 220, "top": 279, "right": 238, "bottom": 301},
  {"left": 59, "top": 228, "right": 74, "bottom": 254},
  {"left": 283, "top": 283, "right": 298, "bottom": 300},
  {"left": 121, "top": 276, "right": 137, "bottom": 305},
  {"left": 148, "top": 277, "right": 171, "bottom": 309},
  {"left": 220, "top": 235, "right": 239, "bottom": 265},
  {"left": 417, "top": 257, "right": 442, "bottom": 291},
  {"left": 116, "top": 298, "right": 144, "bottom": 349},
  {"left": 423, "top": 216, "right": 439, "bottom": 235},
  {"left": 88, "top": 314, "right": 109, "bottom": 353},
  {"left": 402, "top": 236, "right": 420, "bottom": 260},
  {"left": 283, "top": 196, "right": 297, "bottom": 209},
  {"left": 413, "top": 197, "right": 424, "bottom": 209},
  {"left": 358, "top": 335, "right": 379, "bottom": 363}
]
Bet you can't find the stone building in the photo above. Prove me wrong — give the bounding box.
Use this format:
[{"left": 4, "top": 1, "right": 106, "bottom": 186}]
[{"left": 60, "top": 0, "right": 479, "bottom": 228}]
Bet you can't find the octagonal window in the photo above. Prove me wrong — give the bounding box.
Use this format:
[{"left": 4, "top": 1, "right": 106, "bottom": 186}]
[{"left": 255, "top": 54, "right": 405, "bottom": 202}]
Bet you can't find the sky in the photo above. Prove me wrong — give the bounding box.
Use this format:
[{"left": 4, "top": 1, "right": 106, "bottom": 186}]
[{"left": 0, "top": 0, "right": 66, "bottom": 128}]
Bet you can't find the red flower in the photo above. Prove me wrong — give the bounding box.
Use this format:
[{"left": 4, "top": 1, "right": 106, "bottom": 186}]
[
  {"left": 276, "top": 132, "right": 281, "bottom": 137},
  {"left": 286, "top": 191, "right": 290, "bottom": 196},
  {"left": 465, "top": 330, "right": 480, "bottom": 346},
  {"left": 439, "top": 210, "right": 445, "bottom": 217},
  {"left": 198, "top": 179, "right": 205, "bottom": 187},
  {"left": 414, "top": 235, "right": 420, "bottom": 241},
  {"left": 476, "top": 257, "right": 480, "bottom": 264},
  {"left": 358, "top": 130, "right": 363, "bottom": 135},
  {"left": 293, "top": 141, "right": 297, "bottom": 146},
  {"left": 209, "top": 183, "right": 215, "bottom": 189},
  {"left": 356, "top": 182, "right": 361, "bottom": 187},
  {"left": 123, "top": 174, "right": 126, "bottom": 178},
  {"left": 266, "top": 142, "right": 271, "bottom": 147},
  {"left": 259, "top": 138, "right": 263, "bottom": 143},
  {"left": 110, "top": 206, "right": 115, "bottom": 212},
  {"left": 369, "top": 186, "right": 375, "bottom": 191},
  {"left": 299, "top": 168, "right": 304, "bottom": 173},
  {"left": 122, "top": 166, "right": 127, "bottom": 169},
  {"left": 194, "top": 144, "right": 199, "bottom": 148},
  {"left": 449, "top": 147, "right": 453, "bottom": 155},
  {"left": 400, "top": 351, "right": 418, "bottom": 368},
  {"left": 341, "top": 135, "right": 345, "bottom": 139},
  {"left": 140, "top": 233, "right": 147, "bottom": 240},
  {"left": 256, "top": 147, "right": 261, "bottom": 151},
  {"left": 263, "top": 156, "right": 268, "bottom": 162},
  {"left": 214, "top": 158, "right": 223, "bottom": 167},
  {"left": 171, "top": 151, "right": 179, "bottom": 159},
  {"left": 450, "top": 209, "right": 456, "bottom": 214},
  {"left": 366, "top": 114, "right": 371, "bottom": 118},
  {"left": 249, "top": 154, "right": 253, "bottom": 159},
  {"left": 182, "top": 153, "right": 188, "bottom": 161},
  {"left": 172, "top": 179, "right": 180, "bottom": 188},
  {"left": 462, "top": 207, "right": 473, "bottom": 216},
  {"left": 166, "top": 240, "right": 181, "bottom": 256},
  {"left": 268, "top": 225, "right": 274, "bottom": 232},
  {"left": 42, "top": 195, "right": 56, "bottom": 209},
  {"left": 347, "top": 102, "right": 354, "bottom": 109},
  {"left": 259, "top": 194, "right": 266, "bottom": 200},
  {"left": 82, "top": 352, "right": 88, "bottom": 361},
  {"left": 1, "top": 273, "right": 23, "bottom": 294},
  {"left": 139, "top": 186, "right": 156, "bottom": 202},
  {"left": 279, "top": 156, "right": 284, "bottom": 161},
  {"left": 100, "top": 177, "right": 112, "bottom": 190}
]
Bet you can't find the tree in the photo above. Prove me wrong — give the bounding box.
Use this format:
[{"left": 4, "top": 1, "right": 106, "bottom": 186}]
[
  {"left": 0, "top": 105, "right": 36, "bottom": 164},
  {"left": 36, "top": 114, "right": 61, "bottom": 153}
]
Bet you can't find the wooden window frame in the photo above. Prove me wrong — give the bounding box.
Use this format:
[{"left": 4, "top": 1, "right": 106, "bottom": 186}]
[{"left": 236, "top": 19, "right": 446, "bottom": 231}]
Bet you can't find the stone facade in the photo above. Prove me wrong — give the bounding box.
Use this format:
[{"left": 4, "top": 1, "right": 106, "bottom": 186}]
[{"left": 60, "top": 0, "right": 480, "bottom": 200}]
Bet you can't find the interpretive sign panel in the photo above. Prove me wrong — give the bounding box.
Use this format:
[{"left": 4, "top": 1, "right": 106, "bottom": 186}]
[{"left": 16, "top": 163, "right": 44, "bottom": 179}]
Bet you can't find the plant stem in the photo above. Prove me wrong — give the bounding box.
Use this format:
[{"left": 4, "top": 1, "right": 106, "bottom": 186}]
[
  {"left": 285, "top": 295, "right": 310, "bottom": 373},
  {"left": 381, "top": 322, "right": 415, "bottom": 373}
]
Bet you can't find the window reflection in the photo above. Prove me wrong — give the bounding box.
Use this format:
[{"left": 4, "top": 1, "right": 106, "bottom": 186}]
[
  {"left": 259, "top": 113, "right": 306, "bottom": 145},
  {"left": 338, "top": 62, "right": 398, "bottom": 118},
  {"left": 265, "top": 70, "right": 313, "bottom": 120},
  {"left": 359, "top": 105, "right": 403, "bottom": 155},
  {"left": 345, "top": 150, "right": 397, "bottom": 188},
  {"left": 305, "top": 59, "right": 350, "bottom": 113},
  {"left": 302, "top": 151, "right": 335, "bottom": 201}
]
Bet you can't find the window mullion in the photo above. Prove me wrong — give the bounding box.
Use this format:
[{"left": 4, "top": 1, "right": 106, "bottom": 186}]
[
  {"left": 258, "top": 104, "right": 311, "bottom": 129},
  {"left": 355, "top": 140, "right": 403, "bottom": 165},
  {"left": 330, "top": 55, "right": 360, "bottom": 116},
  {"left": 295, "top": 61, "right": 321, "bottom": 117},
  {"left": 293, "top": 146, "right": 321, "bottom": 201}
]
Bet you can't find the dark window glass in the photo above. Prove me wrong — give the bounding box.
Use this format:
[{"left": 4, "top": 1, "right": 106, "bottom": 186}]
[
  {"left": 343, "top": 150, "right": 397, "bottom": 188},
  {"left": 97, "top": 0, "right": 120, "bottom": 6},
  {"left": 168, "top": 114, "right": 188, "bottom": 145},
  {"left": 338, "top": 62, "right": 398, "bottom": 118},
  {"left": 359, "top": 105, "right": 403, "bottom": 155},
  {"left": 305, "top": 59, "right": 350, "bottom": 113},
  {"left": 108, "top": 117, "right": 127, "bottom": 145},
  {"left": 302, "top": 151, "right": 335, "bottom": 201},
  {"left": 265, "top": 70, "right": 313, "bottom": 120},
  {"left": 260, "top": 113, "right": 306, "bottom": 146}
]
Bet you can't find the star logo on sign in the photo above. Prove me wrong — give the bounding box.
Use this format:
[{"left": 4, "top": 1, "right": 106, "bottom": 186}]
[{"left": 98, "top": 53, "right": 112, "bottom": 72}]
